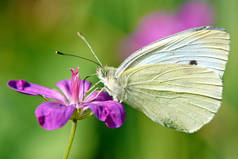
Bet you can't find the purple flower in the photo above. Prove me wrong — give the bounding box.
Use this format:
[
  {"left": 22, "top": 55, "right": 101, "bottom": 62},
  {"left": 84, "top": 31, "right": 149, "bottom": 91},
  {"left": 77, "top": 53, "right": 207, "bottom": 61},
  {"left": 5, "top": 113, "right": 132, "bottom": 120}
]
[
  {"left": 120, "top": 0, "right": 214, "bottom": 57},
  {"left": 8, "top": 67, "right": 125, "bottom": 130}
]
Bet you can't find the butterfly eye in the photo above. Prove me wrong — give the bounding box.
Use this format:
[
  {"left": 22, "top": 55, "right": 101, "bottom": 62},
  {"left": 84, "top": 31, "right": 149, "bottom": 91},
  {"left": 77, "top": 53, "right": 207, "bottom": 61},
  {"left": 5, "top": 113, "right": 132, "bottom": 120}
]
[
  {"left": 100, "top": 69, "right": 106, "bottom": 77},
  {"left": 103, "top": 70, "right": 107, "bottom": 77}
]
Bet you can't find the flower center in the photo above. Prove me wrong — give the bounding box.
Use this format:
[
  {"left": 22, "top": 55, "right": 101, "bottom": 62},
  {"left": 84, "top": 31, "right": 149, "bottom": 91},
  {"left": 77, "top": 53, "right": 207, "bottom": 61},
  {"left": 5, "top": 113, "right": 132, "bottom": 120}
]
[{"left": 70, "top": 67, "right": 80, "bottom": 106}]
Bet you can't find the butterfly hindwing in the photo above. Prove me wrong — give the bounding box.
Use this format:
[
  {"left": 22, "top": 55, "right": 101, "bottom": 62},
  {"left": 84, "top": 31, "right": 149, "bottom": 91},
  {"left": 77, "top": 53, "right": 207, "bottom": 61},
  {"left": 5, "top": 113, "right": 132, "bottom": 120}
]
[{"left": 118, "top": 64, "right": 222, "bottom": 133}]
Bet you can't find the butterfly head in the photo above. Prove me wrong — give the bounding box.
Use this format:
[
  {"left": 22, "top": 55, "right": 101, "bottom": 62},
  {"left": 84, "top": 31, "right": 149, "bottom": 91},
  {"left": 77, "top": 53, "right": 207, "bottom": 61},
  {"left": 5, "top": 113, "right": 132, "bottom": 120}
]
[
  {"left": 96, "top": 67, "right": 106, "bottom": 80},
  {"left": 96, "top": 66, "right": 116, "bottom": 81},
  {"left": 96, "top": 66, "right": 124, "bottom": 101}
]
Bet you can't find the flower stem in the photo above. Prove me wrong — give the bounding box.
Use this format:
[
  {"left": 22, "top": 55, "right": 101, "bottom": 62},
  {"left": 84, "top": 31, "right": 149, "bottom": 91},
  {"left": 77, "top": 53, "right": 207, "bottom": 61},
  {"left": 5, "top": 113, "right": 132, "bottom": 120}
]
[{"left": 64, "top": 119, "right": 77, "bottom": 159}]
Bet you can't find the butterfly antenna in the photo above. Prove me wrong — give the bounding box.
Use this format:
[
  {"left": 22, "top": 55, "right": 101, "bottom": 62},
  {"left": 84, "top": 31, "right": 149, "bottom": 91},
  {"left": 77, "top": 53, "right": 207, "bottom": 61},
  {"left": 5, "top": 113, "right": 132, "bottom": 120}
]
[
  {"left": 56, "top": 51, "right": 101, "bottom": 67},
  {"left": 77, "top": 32, "right": 103, "bottom": 68}
]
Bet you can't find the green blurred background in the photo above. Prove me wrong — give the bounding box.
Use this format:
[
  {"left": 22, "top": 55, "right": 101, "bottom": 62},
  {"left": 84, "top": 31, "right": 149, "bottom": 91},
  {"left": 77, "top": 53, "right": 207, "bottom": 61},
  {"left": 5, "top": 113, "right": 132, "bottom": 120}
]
[{"left": 1, "top": 0, "right": 238, "bottom": 158}]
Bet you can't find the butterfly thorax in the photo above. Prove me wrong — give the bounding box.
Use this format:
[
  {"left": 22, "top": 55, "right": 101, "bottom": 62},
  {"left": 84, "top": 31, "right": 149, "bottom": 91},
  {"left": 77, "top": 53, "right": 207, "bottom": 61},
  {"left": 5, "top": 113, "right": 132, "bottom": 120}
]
[{"left": 96, "top": 66, "right": 125, "bottom": 102}]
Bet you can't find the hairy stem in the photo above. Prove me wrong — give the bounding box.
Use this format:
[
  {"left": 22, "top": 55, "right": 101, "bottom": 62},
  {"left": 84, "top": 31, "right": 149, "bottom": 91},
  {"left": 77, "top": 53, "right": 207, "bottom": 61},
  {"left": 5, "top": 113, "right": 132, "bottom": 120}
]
[{"left": 64, "top": 120, "right": 77, "bottom": 159}]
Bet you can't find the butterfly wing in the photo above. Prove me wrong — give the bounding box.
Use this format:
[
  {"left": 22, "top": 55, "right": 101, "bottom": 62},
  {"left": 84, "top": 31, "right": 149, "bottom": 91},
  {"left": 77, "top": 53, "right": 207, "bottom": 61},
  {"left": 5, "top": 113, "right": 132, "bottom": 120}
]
[
  {"left": 118, "top": 64, "right": 222, "bottom": 133},
  {"left": 116, "top": 26, "right": 230, "bottom": 78}
]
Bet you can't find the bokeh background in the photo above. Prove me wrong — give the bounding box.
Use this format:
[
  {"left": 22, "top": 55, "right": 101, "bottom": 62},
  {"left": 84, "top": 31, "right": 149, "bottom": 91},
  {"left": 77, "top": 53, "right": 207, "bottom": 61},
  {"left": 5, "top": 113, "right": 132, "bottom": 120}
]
[{"left": 1, "top": 0, "right": 238, "bottom": 159}]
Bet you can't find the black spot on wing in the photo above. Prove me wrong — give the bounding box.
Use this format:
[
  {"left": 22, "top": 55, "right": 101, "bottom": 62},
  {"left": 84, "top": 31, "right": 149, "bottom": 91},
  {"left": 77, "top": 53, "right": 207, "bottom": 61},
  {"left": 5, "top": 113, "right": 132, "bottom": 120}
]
[{"left": 189, "top": 60, "right": 198, "bottom": 65}]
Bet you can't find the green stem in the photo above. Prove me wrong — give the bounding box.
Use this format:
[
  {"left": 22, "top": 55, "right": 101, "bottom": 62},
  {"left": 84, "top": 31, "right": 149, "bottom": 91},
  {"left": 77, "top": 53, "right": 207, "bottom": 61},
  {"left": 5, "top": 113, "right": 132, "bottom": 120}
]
[{"left": 64, "top": 120, "right": 77, "bottom": 159}]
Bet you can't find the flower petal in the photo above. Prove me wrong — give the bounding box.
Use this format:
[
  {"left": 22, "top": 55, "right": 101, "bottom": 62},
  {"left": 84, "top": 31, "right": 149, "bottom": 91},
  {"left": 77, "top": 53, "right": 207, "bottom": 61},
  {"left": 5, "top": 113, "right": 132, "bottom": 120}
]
[
  {"left": 85, "top": 91, "right": 112, "bottom": 102},
  {"left": 56, "top": 79, "right": 72, "bottom": 100},
  {"left": 35, "top": 101, "right": 76, "bottom": 130},
  {"left": 86, "top": 101, "right": 125, "bottom": 128},
  {"left": 8, "top": 80, "right": 66, "bottom": 103},
  {"left": 78, "top": 80, "right": 91, "bottom": 101}
]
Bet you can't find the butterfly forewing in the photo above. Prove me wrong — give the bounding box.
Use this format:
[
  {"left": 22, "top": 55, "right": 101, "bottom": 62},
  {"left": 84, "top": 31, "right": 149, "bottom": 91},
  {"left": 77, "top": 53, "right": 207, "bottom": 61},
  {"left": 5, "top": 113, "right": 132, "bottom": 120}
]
[
  {"left": 116, "top": 26, "right": 230, "bottom": 78},
  {"left": 118, "top": 64, "right": 222, "bottom": 133}
]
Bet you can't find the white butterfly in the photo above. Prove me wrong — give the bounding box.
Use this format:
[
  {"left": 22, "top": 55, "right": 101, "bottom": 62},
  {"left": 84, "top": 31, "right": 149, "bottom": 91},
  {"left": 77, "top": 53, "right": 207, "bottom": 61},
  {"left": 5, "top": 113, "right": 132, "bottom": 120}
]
[{"left": 80, "top": 26, "right": 230, "bottom": 133}]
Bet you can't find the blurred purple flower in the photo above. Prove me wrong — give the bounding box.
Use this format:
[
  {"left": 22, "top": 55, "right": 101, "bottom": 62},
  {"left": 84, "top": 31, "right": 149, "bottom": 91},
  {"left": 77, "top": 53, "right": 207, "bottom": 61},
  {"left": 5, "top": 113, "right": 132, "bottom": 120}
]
[
  {"left": 120, "top": 0, "right": 214, "bottom": 57},
  {"left": 8, "top": 67, "right": 125, "bottom": 130}
]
